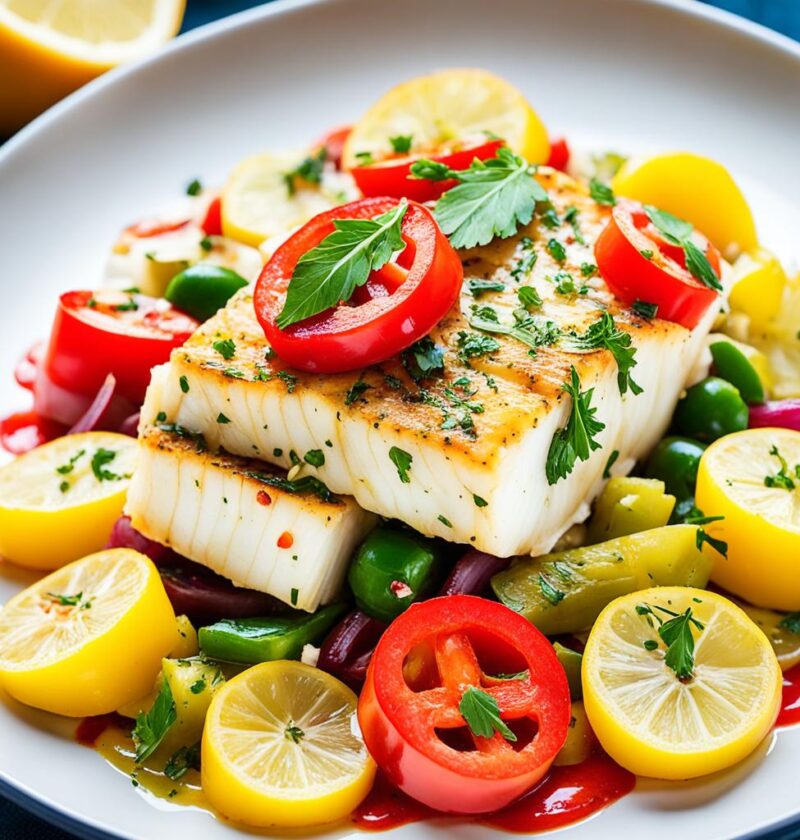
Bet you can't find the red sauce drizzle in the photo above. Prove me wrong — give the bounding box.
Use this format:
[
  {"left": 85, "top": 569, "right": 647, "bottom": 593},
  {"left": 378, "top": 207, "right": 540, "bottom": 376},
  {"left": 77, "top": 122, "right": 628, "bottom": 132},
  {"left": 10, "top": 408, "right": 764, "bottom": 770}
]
[
  {"left": 75, "top": 713, "right": 127, "bottom": 748},
  {"left": 353, "top": 752, "right": 634, "bottom": 833},
  {"left": 777, "top": 663, "right": 800, "bottom": 727}
]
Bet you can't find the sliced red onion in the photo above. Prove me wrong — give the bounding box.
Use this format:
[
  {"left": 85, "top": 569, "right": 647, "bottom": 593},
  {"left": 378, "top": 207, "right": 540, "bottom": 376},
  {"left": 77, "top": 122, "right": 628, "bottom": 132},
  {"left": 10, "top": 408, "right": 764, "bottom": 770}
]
[
  {"left": 68, "top": 373, "right": 119, "bottom": 434},
  {"left": 438, "top": 549, "right": 511, "bottom": 597},
  {"left": 107, "top": 515, "right": 172, "bottom": 563},
  {"left": 749, "top": 400, "right": 800, "bottom": 431},
  {"left": 118, "top": 412, "right": 141, "bottom": 438},
  {"left": 318, "top": 610, "right": 387, "bottom": 688}
]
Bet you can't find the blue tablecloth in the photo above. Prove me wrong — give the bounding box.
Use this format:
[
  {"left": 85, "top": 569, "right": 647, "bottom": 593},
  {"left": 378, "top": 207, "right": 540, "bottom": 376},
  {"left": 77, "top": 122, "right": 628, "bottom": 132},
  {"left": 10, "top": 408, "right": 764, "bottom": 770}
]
[{"left": 1, "top": 0, "right": 798, "bottom": 837}]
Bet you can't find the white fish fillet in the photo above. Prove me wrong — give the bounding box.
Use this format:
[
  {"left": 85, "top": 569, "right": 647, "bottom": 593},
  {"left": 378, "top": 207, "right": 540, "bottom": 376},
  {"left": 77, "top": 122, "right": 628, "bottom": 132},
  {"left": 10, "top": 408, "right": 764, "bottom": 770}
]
[
  {"left": 126, "top": 426, "right": 376, "bottom": 611},
  {"left": 138, "top": 168, "right": 722, "bottom": 557}
]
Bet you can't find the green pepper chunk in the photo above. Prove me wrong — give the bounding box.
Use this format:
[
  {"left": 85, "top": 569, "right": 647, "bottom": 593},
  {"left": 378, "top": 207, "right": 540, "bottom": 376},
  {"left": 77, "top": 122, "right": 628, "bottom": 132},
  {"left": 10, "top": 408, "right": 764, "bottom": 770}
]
[
  {"left": 553, "top": 642, "right": 583, "bottom": 700},
  {"left": 491, "top": 525, "right": 712, "bottom": 635},
  {"left": 348, "top": 527, "right": 439, "bottom": 622},
  {"left": 644, "top": 436, "right": 707, "bottom": 522},
  {"left": 709, "top": 338, "right": 765, "bottom": 405},
  {"left": 165, "top": 264, "right": 248, "bottom": 322},
  {"left": 198, "top": 603, "right": 346, "bottom": 664},
  {"left": 587, "top": 477, "right": 675, "bottom": 543},
  {"left": 673, "top": 376, "right": 748, "bottom": 442}
]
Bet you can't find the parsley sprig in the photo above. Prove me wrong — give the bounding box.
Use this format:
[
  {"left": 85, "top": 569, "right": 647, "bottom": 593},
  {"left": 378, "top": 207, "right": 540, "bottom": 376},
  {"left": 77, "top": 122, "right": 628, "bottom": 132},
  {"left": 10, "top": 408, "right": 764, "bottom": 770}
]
[
  {"left": 546, "top": 366, "right": 606, "bottom": 485},
  {"left": 410, "top": 148, "right": 548, "bottom": 249},
  {"left": 133, "top": 678, "right": 177, "bottom": 763},
  {"left": 468, "top": 304, "right": 560, "bottom": 353},
  {"left": 645, "top": 207, "right": 722, "bottom": 292},
  {"left": 284, "top": 148, "right": 326, "bottom": 196},
  {"left": 562, "top": 312, "right": 642, "bottom": 396},
  {"left": 636, "top": 602, "right": 704, "bottom": 681},
  {"left": 458, "top": 686, "right": 517, "bottom": 742},
  {"left": 764, "top": 445, "right": 800, "bottom": 491},
  {"left": 277, "top": 201, "right": 407, "bottom": 329}
]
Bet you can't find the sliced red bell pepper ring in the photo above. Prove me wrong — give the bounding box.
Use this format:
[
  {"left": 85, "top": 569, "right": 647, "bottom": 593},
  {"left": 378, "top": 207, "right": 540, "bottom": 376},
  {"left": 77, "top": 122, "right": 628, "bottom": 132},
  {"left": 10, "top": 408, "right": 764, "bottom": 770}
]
[
  {"left": 314, "top": 124, "right": 352, "bottom": 171},
  {"left": 351, "top": 139, "right": 504, "bottom": 202},
  {"left": 358, "top": 594, "right": 571, "bottom": 815},
  {"left": 594, "top": 199, "right": 722, "bottom": 330},
  {"left": 253, "top": 197, "right": 463, "bottom": 373},
  {"left": 42, "top": 290, "right": 198, "bottom": 407},
  {"left": 201, "top": 196, "right": 223, "bottom": 236}
]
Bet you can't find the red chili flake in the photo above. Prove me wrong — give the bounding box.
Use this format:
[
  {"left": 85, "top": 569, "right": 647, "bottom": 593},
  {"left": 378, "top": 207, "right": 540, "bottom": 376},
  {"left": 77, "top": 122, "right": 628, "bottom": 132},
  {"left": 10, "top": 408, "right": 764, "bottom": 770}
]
[
  {"left": 390, "top": 580, "right": 413, "bottom": 599},
  {"left": 256, "top": 490, "right": 272, "bottom": 506},
  {"left": 277, "top": 531, "right": 294, "bottom": 549}
]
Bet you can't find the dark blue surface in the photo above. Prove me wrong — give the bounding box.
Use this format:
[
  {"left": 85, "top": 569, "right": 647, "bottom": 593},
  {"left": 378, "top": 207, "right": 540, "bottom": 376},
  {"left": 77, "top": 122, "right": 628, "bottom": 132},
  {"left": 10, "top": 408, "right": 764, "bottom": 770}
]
[{"left": 1, "top": 0, "right": 798, "bottom": 837}]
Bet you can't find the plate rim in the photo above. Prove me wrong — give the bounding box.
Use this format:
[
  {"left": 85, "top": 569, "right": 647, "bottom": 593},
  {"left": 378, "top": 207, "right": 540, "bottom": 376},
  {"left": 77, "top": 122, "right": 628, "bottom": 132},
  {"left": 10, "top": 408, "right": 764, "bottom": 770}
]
[{"left": 1, "top": 0, "right": 799, "bottom": 837}]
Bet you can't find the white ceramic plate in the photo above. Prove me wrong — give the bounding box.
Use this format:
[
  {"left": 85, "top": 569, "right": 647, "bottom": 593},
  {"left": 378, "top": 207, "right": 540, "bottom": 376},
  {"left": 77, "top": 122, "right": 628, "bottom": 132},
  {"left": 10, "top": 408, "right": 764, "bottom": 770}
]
[{"left": 1, "top": 0, "right": 799, "bottom": 837}]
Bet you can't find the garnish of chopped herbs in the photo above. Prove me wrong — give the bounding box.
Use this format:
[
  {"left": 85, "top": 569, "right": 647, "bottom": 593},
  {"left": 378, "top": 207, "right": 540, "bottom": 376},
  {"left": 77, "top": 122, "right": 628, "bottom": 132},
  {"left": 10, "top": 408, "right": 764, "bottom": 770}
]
[
  {"left": 458, "top": 686, "right": 517, "bottom": 742},
  {"left": 403, "top": 336, "right": 445, "bottom": 380},
  {"left": 284, "top": 147, "right": 327, "bottom": 196},
  {"left": 389, "top": 135, "right": 413, "bottom": 154},
  {"left": 276, "top": 201, "right": 407, "bottom": 329},
  {"left": 91, "top": 448, "right": 130, "bottom": 482},
  {"left": 764, "top": 445, "right": 800, "bottom": 491},
  {"left": 389, "top": 446, "right": 412, "bottom": 483},
  {"left": 133, "top": 678, "right": 177, "bottom": 763},
  {"left": 636, "top": 602, "right": 704, "bottom": 681},
  {"left": 212, "top": 338, "right": 236, "bottom": 360},
  {"left": 589, "top": 178, "right": 616, "bottom": 206},
  {"left": 546, "top": 366, "right": 605, "bottom": 485},
  {"left": 410, "top": 147, "right": 548, "bottom": 249}
]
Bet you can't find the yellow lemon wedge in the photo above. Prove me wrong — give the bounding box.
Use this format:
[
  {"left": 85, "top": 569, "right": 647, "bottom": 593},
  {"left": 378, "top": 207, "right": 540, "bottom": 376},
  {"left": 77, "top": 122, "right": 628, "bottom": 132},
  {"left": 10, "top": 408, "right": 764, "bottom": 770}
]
[
  {"left": 0, "top": 548, "right": 177, "bottom": 717},
  {"left": 202, "top": 660, "right": 375, "bottom": 828},
  {"left": 695, "top": 427, "right": 800, "bottom": 610},
  {"left": 611, "top": 151, "right": 757, "bottom": 257},
  {"left": 0, "top": 432, "right": 137, "bottom": 570},
  {"left": 341, "top": 68, "right": 549, "bottom": 169},
  {"left": 582, "top": 587, "right": 781, "bottom": 780},
  {"left": 0, "top": 0, "right": 185, "bottom": 135},
  {"left": 221, "top": 150, "right": 354, "bottom": 247}
]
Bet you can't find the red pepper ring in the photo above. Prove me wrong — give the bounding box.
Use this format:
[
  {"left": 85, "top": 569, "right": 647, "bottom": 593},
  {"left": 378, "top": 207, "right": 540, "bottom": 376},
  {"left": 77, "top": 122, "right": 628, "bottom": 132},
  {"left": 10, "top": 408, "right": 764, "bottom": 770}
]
[
  {"left": 254, "top": 197, "right": 463, "bottom": 373},
  {"left": 358, "top": 595, "right": 571, "bottom": 815}
]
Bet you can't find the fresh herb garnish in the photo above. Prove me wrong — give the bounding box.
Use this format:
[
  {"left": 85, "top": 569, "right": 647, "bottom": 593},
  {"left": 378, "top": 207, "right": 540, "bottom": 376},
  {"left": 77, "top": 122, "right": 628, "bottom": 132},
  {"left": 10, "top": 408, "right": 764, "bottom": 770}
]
[
  {"left": 344, "top": 379, "right": 371, "bottom": 406},
  {"left": 179, "top": 375, "right": 190, "bottom": 393},
  {"left": 696, "top": 527, "right": 728, "bottom": 557},
  {"left": 389, "top": 446, "right": 412, "bottom": 483},
  {"left": 437, "top": 515, "right": 453, "bottom": 528},
  {"left": 458, "top": 686, "right": 517, "bottom": 742},
  {"left": 186, "top": 178, "right": 202, "bottom": 196},
  {"left": 636, "top": 602, "right": 704, "bottom": 681},
  {"left": 589, "top": 178, "right": 616, "bottom": 206},
  {"left": 216, "top": 413, "right": 230, "bottom": 424},
  {"left": 632, "top": 299, "right": 658, "bottom": 319},
  {"left": 133, "top": 678, "right": 177, "bottom": 763},
  {"left": 244, "top": 470, "right": 333, "bottom": 502},
  {"left": 91, "top": 449, "right": 130, "bottom": 482},
  {"left": 56, "top": 449, "right": 86, "bottom": 475},
  {"left": 389, "top": 135, "right": 413, "bottom": 154},
  {"left": 546, "top": 238, "right": 567, "bottom": 263},
  {"left": 644, "top": 206, "right": 722, "bottom": 291},
  {"left": 285, "top": 724, "right": 305, "bottom": 744},
  {"left": 212, "top": 338, "right": 236, "bottom": 360},
  {"left": 468, "top": 278, "right": 507, "bottom": 296},
  {"left": 403, "top": 336, "right": 445, "bottom": 380},
  {"left": 45, "top": 592, "right": 92, "bottom": 610},
  {"left": 546, "top": 366, "right": 605, "bottom": 485},
  {"left": 603, "top": 449, "right": 619, "bottom": 479},
  {"left": 304, "top": 449, "right": 325, "bottom": 467},
  {"left": 189, "top": 679, "right": 206, "bottom": 695},
  {"left": 164, "top": 743, "right": 201, "bottom": 780},
  {"left": 764, "top": 445, "right": 800, "bottom": 491},
  {"left": 277, "top": 201, "right": 407, "bottom": 329},
  {"left": 284, "top": 147, "right": 327, "bottom": 196},
  {"left": 473, "top": 494, "right": 488, "bottom": 507},
  {"left": 155, "top": 423, "right": 208, "bottom": 452},
  {"left": 469, "top": 304, "right": 561, "bottom": 353},
  {"left": 538, "top": 573, "right": 565, "bottom": 605},
  {"left": 563, "top": 207, "right": 586, "bottom": 245},
  {"left": 562, "top": 312, "right": 642, "bottom": 396},
  {"left": 456, "top": 330, "right": 500, "bottom": 363},
  {"left": 517, "top": 286, "right": 542, "bottom": 309},
  {"left": 410, "top": 148, "right": 548, "bottom": 249}
]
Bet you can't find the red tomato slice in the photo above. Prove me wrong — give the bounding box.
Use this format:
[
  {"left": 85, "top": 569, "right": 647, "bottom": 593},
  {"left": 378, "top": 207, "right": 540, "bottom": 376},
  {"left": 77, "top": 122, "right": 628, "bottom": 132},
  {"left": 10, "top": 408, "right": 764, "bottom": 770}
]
[
  {"left": 545, "top": 137, "right": 570, "bottom": 172},
  {"left": 358, "top": 595, "right": 571, "bottom": 815},
  {"left": 351, "top": 139, "right": 504, "bottom": 202},
  {"left": 595, "top": 199, "right": 722, "bottom": 329},
  {"left": 42, "top": 290, "right": 198, "bottom": 406},
  {"left": 315, "top": 124, "right": 352, "bottom": 170},
  {"left": 254, "top": 197, "right": 463, "bottom": 373},
  {"left": 201, "top": 196, "right": 223, "bottom": 236}
]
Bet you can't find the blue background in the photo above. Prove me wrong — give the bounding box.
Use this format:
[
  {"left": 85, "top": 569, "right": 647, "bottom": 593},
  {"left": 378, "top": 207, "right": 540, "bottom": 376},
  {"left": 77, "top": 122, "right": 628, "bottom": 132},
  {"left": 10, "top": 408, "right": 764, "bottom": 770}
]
[{"left": 1, "top": 0, "right": 798, "bottom": 837}]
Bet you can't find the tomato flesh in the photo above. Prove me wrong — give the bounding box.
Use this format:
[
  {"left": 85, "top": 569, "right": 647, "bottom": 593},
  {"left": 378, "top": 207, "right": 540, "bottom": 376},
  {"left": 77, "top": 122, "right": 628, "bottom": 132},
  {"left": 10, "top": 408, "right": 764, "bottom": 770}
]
[
  {"left": 351, "top": 139, "right": 503, "bottom": 202},
  {"left": 42, "top": 290, "right": 198, "bottom": 408},
  {"left": 595, "top": 199, "right": 721, "bottom": 329},
  {"left": 201, "top": 196, "right": 223, "bottom": 236},
  {"left": 254, "top": 197, "right": 463, "bottom": 373},
  {"left": 546, "top": 137, "right": 570, "bottom": 172},
  {"left": 358, "top": 595, "right": 571, "bottom": 815}
]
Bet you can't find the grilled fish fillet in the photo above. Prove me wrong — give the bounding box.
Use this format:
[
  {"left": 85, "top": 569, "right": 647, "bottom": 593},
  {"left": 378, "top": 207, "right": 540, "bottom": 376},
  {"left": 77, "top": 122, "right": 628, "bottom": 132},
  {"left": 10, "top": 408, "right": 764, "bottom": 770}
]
[
  {"left": 126, "top": 426, "right": 376, "bottom": 611},
  {"left": 137, "top": 168, "right": 722, "bottom": 557}
]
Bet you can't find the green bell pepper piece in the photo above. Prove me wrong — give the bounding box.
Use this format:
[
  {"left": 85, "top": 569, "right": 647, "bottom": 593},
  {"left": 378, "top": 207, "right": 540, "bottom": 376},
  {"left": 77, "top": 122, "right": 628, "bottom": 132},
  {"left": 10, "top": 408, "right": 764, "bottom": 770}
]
[
  {"left": 198, "top": 603, "right": 346, "bottom": 664},
  {"left": 553, "top": 642, "right": 583, "bottom": 700},
  {"left": 491, "top": 525, "right": 712, "bottom": 635},
  {"left": 348, "top": 527, "right": 439, "bottom": 622},
  {"left": 673, "top": 376, "right": 748, "bottom": 442},
  {"left": 165, "top": 264, "right": 248, "bottom": 322},
  {"left": 709, "top": 338, "right": 765, "bottom": 405},
  {"left": 587, "top": 477, "right": 675, "bottom": 543}
]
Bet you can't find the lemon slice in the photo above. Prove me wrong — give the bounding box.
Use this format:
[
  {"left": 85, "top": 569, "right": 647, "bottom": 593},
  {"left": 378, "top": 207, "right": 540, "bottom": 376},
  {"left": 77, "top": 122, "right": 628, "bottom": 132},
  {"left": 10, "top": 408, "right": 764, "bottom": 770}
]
[
  {"left": 202, "top": 661, "right": 375, "bottom": 828},
  {"left": 0, "top": 548, "right": 177, "bottom": 717},
  {"left": 0, "top": 432, "right": 137, "bottom": 570},
  {"left": 611, "top": 151, "right": 757, "bottom": 256},
  {"left": 222, "top": 150, "right": 357, "bottom": 247},
  {"left": 0, "top": 0, "right": 185, "bottom": 133},
  {"left": 582, "top": 587, "right": 781, "bottom": 780},
  {"left": 341, "top": 68, "right": 549, "bottom": 169},
  {"left": 695, "top": 427, "right": 800, "bottom": 610}
]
